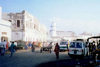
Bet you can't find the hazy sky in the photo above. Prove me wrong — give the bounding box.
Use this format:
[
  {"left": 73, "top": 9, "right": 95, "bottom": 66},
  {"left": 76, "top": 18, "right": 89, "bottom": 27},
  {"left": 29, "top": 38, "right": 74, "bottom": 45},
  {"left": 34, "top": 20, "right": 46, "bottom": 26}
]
[{"left": 0, "top": 0, "right": 100, "bottom": 34}]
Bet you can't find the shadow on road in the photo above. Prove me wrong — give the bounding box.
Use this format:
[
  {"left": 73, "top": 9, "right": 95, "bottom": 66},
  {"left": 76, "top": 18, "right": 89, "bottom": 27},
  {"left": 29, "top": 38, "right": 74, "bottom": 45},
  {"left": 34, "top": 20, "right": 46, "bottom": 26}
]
[{"left": 36, "top": 58, "right": 95, "bottom": 67}]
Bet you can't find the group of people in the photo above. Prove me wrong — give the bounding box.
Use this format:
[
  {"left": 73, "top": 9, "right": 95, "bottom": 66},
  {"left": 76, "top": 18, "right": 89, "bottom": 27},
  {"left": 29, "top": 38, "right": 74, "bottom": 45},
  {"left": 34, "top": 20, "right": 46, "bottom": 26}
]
[
  {"left": 88, "top": 40, "right": 100, "bottom": 53},
  {"left": 24, "top": 42, "right": 35, "bottom": 52},
  {"left": 88, "top": 40, "right": 100, "bottom": 60},
  {"left": 25, "top": 41, "right": 60, "bottom": 59},
  {"left": 88, "top": 41, "right": 96, "bottom": 54},
  {"left": 0, "top": 40, "right": 60, "bottom": 59},
  {"left": 0, "top": 40, "right": 16, "bottom": 57}
]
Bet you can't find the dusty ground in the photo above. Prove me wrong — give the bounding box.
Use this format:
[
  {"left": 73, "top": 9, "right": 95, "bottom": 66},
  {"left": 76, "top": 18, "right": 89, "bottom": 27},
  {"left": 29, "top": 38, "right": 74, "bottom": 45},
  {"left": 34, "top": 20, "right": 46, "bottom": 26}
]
[{"left": 0, "top": 48, "right": 70, "bottom": 67}]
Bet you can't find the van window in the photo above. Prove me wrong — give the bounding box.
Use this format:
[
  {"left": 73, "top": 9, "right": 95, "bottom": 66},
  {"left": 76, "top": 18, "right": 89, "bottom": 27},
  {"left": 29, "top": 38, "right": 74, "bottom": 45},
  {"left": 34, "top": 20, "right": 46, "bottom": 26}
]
[
  {"left": 70, "top": 42, "right": 82, "bottom": 48},
  {"left": 70, "top": 42, "right": 75, "bottom": 48},
  {"left": 60, "top": 42, "right": 67, "bottom": 45},
  {"left": 76, "top": 42, "right": 82, "bottom": 48}
]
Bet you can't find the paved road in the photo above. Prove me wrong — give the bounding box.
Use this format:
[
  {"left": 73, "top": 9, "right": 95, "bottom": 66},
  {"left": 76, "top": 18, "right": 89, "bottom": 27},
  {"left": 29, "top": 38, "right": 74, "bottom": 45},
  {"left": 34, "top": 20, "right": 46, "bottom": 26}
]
[{"left": 0, "top": 48, "right": 70, "bottom": 67}]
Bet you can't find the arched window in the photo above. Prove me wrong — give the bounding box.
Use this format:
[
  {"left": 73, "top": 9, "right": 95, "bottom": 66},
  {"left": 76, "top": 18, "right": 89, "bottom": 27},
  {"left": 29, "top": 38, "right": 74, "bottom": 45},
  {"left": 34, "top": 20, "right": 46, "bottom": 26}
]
[{"left": 1, "top": 36, "right": 8, "bottom": 42}]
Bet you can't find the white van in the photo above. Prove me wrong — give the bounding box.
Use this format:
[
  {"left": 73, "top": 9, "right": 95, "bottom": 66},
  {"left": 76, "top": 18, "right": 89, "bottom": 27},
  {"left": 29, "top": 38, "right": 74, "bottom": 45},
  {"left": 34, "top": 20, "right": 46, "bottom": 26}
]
[
  {"left": 68, "top": 41, "right": 89, "bottom": 57},
  {"left": 59, "top": 41, "right": 68, "bottom": 51}
]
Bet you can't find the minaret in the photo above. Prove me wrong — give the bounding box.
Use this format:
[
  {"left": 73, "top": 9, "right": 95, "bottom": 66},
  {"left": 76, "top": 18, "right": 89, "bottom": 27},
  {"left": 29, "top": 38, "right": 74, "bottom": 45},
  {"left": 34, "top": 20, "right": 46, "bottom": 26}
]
[{"left": 50, "top": 20, "right": 57, "bottom": 37}]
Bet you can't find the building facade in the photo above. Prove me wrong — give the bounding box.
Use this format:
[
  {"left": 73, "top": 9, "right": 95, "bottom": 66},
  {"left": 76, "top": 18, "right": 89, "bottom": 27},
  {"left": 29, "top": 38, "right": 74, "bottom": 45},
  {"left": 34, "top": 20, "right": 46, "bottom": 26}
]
[
  {"left": 77, "top": 32, "right": 92, "bottom": 40},
  {"left": 56, "top": 31, "right": 76, "bottom": 41},
  {"left": 2, "top": 10, "right": 47, "bottom": 42},
  {"left": 50, "top": 20, "right": 77, "bottom": 41},
  {"left": 0, "top": 7, "right": 11, "bottom": 42},
  {"left": 49, "top": 20, "right": 93, "bottom": 42}
]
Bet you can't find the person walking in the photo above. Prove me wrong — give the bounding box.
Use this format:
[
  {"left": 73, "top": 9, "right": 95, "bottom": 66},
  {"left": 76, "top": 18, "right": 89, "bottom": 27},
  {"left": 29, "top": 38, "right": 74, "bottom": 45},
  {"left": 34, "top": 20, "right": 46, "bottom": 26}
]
[
  {"left": 28, "top": 42, "right": 32, "bottom": 49},
  {"left": 0, "top": 42, "right": 3, "bottom": 56},
  {"left": 9, "top": 42, "right": 16, "bottom": 57},
  {"left": 24, "top": 43, "right": 28, "bottom": 50},
  {"left": 92, "top": 42, "right": 96, "bottom": 60},
  {"left": 1, "top": 40, "right": 7, "bottom": 56},
  {"left": 32, "top": 42, "right": 35, "bottom": 52},
  {"left": 6, "top": 41, "right": 9, "bottom": 51},
  {"left": 54, "top": 43, "right": 60, "bottom": 59}
]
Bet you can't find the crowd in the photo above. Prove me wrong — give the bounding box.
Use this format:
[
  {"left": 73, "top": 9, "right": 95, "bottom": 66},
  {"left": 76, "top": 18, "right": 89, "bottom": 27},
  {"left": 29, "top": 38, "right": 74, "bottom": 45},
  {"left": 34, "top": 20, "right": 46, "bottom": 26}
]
[
  {"left": 0, "top": 40, "right": 61, "bottom": 59},
  {"left": 24, "top": 41, "right": 60, "bottom": 59},
  {"left": 0, "top": 40, "right": 16, "bottom": 57},
  {"left": 88, "top": 40, "right": 100, "bottom": 61}
]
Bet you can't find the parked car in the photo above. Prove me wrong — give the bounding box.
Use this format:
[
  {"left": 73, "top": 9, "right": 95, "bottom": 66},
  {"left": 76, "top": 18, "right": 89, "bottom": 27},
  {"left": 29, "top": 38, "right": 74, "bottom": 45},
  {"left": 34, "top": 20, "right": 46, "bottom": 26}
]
[
  {"left": 59, "top": 41, "right": 68, "bottom": 51},
  {"left": 68, "top": 41, "right": 89, "bottom": 57},
  {"left": 40, "top": 42, "right": 52, "bottom": 53}
]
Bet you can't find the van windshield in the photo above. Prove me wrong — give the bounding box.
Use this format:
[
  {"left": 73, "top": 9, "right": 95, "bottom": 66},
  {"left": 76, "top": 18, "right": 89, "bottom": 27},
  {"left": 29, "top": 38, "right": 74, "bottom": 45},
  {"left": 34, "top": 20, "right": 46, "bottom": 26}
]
[
  {"left": 70, "top": 42, "right": 82, "bottom": 48},
  {"left": 60, "top": 42, "right": 67, "bottom": 45},
  {"left": 76, "top": 42, "right": 82, "bottom": 48},
  {"left": 70, "top": 42, "right": 75, "bottom": 48}
]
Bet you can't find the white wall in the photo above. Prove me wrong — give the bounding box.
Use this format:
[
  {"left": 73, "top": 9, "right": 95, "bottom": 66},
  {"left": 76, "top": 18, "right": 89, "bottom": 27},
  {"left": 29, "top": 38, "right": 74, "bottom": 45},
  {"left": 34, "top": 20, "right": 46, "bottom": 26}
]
[
  {"left": 12, "top": 32, "right": 23, "bottom": 41},
  {"left": 0, "top": 20, "right": 11, "bottom": 42},
  {"left": 0, "top": 7, "right": 2, "bottom": 19}
]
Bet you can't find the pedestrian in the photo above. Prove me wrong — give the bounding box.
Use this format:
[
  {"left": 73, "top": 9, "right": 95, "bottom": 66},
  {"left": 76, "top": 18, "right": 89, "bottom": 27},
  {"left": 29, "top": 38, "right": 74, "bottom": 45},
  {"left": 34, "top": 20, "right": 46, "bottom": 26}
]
[
  {"left": 24, "top": 43, "right": 28, "bottom": 50},
  {"left": 32, "top": 42, "right": 35, "bottom": 52},
  {"left": 48, "top": 42, "right": 53, "bottom": 53},
  {"left": 6, "top": 41, "right": 9, "bottom": 51},
  {"left": 92, "top": 42, "right": 96, "bottom": 60},
  {"left": 9, "top": 42, "right": 16, "bottom": 57},
  {"left": 93, "top": 42, "right": 96, "bottom": 51},
  {"left": 28, "top": 42, "right": 32, "bottom": 48},
  {"left": 0, "top": 42, "right": 3, "bottom": 55},
  {"left": 54, "top": 43, "right": 60, "bottom": 59},
  {"left": 1, "top": 40, "right": 7, "bottom": 56},
  {"left": 97, "top": 40, "right": 100, "bottom": 49}
]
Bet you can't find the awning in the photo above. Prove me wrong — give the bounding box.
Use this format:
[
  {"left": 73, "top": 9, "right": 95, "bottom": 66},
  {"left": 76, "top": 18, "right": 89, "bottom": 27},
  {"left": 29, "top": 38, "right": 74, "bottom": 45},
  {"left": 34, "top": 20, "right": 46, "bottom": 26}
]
[{"left": 87, "top": 36, "right": 100, "bottom": 41}]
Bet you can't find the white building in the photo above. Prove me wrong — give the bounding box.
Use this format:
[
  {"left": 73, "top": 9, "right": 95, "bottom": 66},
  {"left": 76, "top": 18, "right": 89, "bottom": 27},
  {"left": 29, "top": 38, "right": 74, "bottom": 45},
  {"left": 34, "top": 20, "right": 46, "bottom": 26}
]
[
  {"left": 2, "top": 10, "right": 47, "bottom": 42},
  {"left": 77, "top": 32, "right": 92, "bottom": 40},
  {"left": 0, "top": 7, "right": 11, "bottom": 42},
  {"left": 49, "top": 20, "right": 93, "bottom": 42},
  {"left": 50, "top": 20, "right": 77, "bottom": 41},
  {"left": 56, "top": 31, "right": 76, "bottom": 41}
]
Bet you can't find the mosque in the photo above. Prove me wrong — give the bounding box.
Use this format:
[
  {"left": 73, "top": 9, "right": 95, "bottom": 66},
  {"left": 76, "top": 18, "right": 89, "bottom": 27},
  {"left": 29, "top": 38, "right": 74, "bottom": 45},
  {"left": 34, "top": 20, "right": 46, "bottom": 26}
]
[{"left": 50, "top": 19, "right": 92, "bottom": 42}]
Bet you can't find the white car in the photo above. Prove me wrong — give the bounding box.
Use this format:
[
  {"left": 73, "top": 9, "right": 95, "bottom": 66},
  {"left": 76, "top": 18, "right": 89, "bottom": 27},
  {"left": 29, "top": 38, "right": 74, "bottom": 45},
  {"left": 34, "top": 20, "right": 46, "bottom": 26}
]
[
  {"left": 59, "top": 41, "right": 68, "bottom": 51},
  {"left": 68, "top": 41, "right": 89, "bottom": 57}
]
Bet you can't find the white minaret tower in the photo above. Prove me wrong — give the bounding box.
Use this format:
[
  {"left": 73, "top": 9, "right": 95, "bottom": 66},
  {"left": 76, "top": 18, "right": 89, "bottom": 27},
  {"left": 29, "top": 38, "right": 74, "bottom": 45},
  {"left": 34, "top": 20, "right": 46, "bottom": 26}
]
[{"left": 50, "top": 18, "right": 57, "bottom": 37}]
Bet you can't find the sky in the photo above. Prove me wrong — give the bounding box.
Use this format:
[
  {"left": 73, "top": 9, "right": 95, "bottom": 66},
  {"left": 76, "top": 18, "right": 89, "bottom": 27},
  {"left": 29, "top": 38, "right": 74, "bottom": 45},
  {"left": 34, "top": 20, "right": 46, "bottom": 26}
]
[{"left": 0, "top": 0, "right": 100, "bottom": 34}]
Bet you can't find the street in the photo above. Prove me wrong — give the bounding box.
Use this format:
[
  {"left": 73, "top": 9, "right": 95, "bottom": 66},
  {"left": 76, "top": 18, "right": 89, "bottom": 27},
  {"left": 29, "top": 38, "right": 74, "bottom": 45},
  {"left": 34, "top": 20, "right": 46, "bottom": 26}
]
[{"left": 0, "top": 48, "right": 70, "bottom": 67}]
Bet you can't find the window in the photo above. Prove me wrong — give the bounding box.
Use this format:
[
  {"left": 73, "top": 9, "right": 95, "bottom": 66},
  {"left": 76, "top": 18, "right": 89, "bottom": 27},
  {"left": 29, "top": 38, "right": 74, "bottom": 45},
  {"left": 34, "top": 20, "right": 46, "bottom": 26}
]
[
  {"left": 76, "top": 43, "right": 82, "bottom": 48},
  {"left": 17, "top": 20, "right": 20, "bottom": 27},
  {"left": 70, "top": 42, "right": 82, "bottom": 48},
  {"left": 70, "top": 42, "right": 75, "bottom": 48},
  {"left": 60, "top": 42, "right": 67, "bottom": 45}
]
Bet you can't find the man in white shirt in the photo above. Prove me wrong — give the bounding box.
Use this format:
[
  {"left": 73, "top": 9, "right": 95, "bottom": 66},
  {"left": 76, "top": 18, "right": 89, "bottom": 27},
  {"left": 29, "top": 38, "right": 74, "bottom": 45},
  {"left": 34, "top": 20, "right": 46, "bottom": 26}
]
[{"left": 1, "top": 40, "right": 7, "bottom": 56}]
